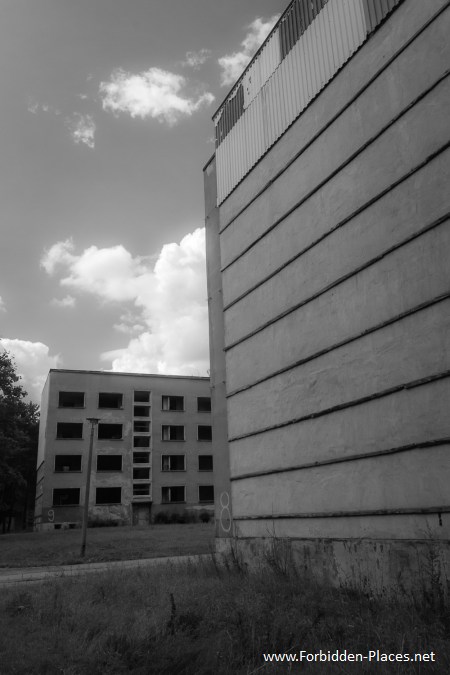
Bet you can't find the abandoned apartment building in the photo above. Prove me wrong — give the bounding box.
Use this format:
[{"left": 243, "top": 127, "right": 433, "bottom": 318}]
[{"left": 34, "top": 369, "right": 215, "bottom": 529}]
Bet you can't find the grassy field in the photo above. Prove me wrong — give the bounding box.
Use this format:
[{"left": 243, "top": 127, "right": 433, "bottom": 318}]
[
  {"left": 0, "top": 523, "right": 214, "bottom": 568},
  {"left": 1, "top": 555, "right": 449, "bottom": 674}
]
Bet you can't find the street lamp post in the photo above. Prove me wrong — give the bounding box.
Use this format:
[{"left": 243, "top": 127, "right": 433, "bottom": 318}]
[{"left": 80, "top": 417, "right": 100, "bottom": 558}]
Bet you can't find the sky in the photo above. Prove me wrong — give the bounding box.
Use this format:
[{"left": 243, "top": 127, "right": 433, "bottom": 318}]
[{"left": 0, "top": 0, "right": 283, "bottom": 402}]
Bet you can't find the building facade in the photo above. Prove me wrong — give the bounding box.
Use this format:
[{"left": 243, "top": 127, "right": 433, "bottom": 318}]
[
  {"left": 204, "top": 0, "right": 450, "bottom": 591},
  {"left": 35, "top": 369, "right": 214, "bottom": 530}
]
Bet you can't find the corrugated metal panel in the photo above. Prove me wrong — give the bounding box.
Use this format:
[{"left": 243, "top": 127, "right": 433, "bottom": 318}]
[{"left": 215, "top": 0, "right": 401, "bottom": 204}]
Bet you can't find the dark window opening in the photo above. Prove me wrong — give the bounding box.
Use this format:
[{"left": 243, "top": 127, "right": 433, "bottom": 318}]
[
  {"left": 199, "top": 485, "right": 214, "bottom": 503},
  {"left": 162, "top": 425, "right": 184, "bottom": 441},
  {"left": 162, "top": 455, "right": 185, "bottom": 471},
  {"left": 97, "top": 455, "right": 122, "bottom": 471},
  {"left": 197, "top": 396, "right": 211, "bottom": 412},
  {"left": 57, "top": 423, "right": 83, "bottom": 439},
  {"left": 198, "top": 425, "right": 212, "bottom": 441},
  {"left": 98, "top": 392, "right": 123, "bottom": 409},
  {"left": 53, "top": 488, "right": 80, "bottom": 506},
  {"left": 134, "top": 420, "right": 150, "bottom": 433},
  {"left": 133, "top": 436, "right": 150, "bottom": 448},
  {"left": 161, "top": 486, "right": 185, "bottom": 503},
  {"left": 134, "top": 405, "right": 150, "bottom": 417},
  {"left": 133, "top": 467, "right": 150, "bottom": 480},
  {"left": 96, "top": 487, "right": 121, "bottom": 504},
  {"left": 134, "top": 391, "right": 150, "bottom": 403},
  {"left": 162, "top": 395, "right": 184, "bottom": 411},
  {"left": 58, "top": 392, "right": 85, "bottom": 408},
  {"left": 98, "top": 423, "right": 122, "bottom": 440},
  {"left": 133, "top": 452, "right": 150, "bottom": 464},
  {"left": 54, "top": 455, "right": 82, "bottom": 472},
  {"left": 133, "top": 484, "right": 150, "bottom": 496},
  {"left": 198, "top": 455, "right": 213, "bottom": 472}
]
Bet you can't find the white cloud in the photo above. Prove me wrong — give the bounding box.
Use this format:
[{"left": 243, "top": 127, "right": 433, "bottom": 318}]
[
  {"left": 27, "top": 98, "right": 61, "bottom": 116},
  {"left": 41, "top": 229, "right": 209, "bottom": 376},
  {"left": 218, "top": 15, "right": 280, "bottom": 86},
  {"left": 182, "top": 49, "right": 211, "bottom": 69},
  {"left": 99, "top": 67, "right": 214, "bottom": 125},
  {"left": 51, "top": 295, "right": 76, "bottom": 309},
  {"left": 0, "top": 339, "right": 60, "bottom": 403},
  {"left": 0, "top": 296, "right": 6, "bottom": 312},
  {"left": 65, "top": 113, "right": 96, "bottom": 149}
]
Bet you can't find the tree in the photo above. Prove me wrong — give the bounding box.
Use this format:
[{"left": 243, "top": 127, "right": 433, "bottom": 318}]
[{"left": 0, "top": 351, "right": 39, "bottom": 532}]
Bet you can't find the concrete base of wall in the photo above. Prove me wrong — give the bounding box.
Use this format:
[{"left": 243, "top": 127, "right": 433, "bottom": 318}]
[{"left": 216, "top": 536, "right": 450, "bottom": 599}]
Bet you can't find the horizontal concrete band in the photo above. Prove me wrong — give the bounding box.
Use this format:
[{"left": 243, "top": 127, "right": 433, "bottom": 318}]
[
  {"left": 233, "top": 506, "right": 450, "bottom": 521},
  {"left": 219, "top": 2, "right": 449, "bottom": 231},
  {"left": 226, "top": 291, "right": 450, "bottom": 400},
  {"left": 230, "top": 438, "right": 450, "bottom": 482},
  {"left": 228, "top": 370, "right": 450, "bottom": 443}
]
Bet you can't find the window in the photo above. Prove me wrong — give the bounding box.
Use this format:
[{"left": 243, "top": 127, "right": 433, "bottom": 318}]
[
  {"left": 134, "top": 405, "right": 150, "bottom": 417},
  {"left": 98, "top": 392, "right": 123, "bottom": 409},
  {"left": 162, "top": 425, "right": 185, "bottom": 441},
  {"left": 53, "top": 488, "right": 80, "bottom": 506},
  {"left": 56, "top": 423, "right": 83, "bottom": 439},
  {"left": 96, "top": 487, "right": 121, "bottom": 504},
  {"left": 161, "top": 455, "right": 185, "bottom": 471},
  {"left": 134, "top": 391, "right": 150, "bottom": 403},
  {"left": 197, "top": 396, "right": 211, "bottom": 412},
  {"left": 199, "top": 485, "right": 214, "bottom": 503},
  {"left": 133, "top": 467, "right": 150, "bottom": 480},
  {"left": 133, "top": 452, "right": 150, "bottom": 464},
  {"left": 133, "top": 484, "right": 150, "bottom": 496},
  {"left": 161, "top": 486, "right": 185, "bottom": 503},
  {"left": 134, "top": 420, "right": 150, "bottom": 433},
  {"left": 198, "top": 455, "right": 213, "bottom": 472},
  {"left": 98, "top": 423, "right": 122, "bottom": 440},
  {"left": 198, "top": 425, "right": 212, "bottom": 441},
  {"left": 58, "top": 392, "right": 85, "bottom": 408},
  {"left": 162, "top": 395, "right": 184, "bottom": 411},
  {"left": 54, "top": 455, "right": 82, "bottom": 472},
  {"left": 133, "top": 436, "right": 150, "bottom": 448},
  {"left": 97, "top": 455, "right": 122, "bottom": 471}
]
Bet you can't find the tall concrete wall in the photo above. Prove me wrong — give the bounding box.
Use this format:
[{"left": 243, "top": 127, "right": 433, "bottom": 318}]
[{"left": 208, "top": 0, "right": 450, "bottom": 590}]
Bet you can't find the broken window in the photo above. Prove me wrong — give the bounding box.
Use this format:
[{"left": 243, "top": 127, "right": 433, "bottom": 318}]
[
  {"left": 97, "top": 455, "right": 122, "bottom": 471},
  {"left": 96, "top": 487, "right": 121, "bottom": 504},
  {"left": 161, "top": 486, "right": 185, "bottom": 503},
  {"left": 162, "top": 425, "right": 185, "bottom": 441},
  {"left": 198, "top": 455, "right": 213, "bottom": 472},
  {"left": 56, "top": 423, "right": 83, "bottom": 439},
  {"left": 58, "top": 392, "right": 85, "bottom": 408},
  {"left": 199, "top": 485, "right": 214, "bottom": 503},
  {"left": 98, "top": 423, "right": 122, "bottom": 440},
  {"left": 134, "top": 420, "right": 150, "bottom": 433},
  {"left": 162, "top": 395, "right": 184, "bottom": 411},
  {"left": 54, "top": 455, "right": 82, "bottom": 472},
  {"left": 134, "top": 405, "right": 150, "bottom": 417},
  {"left": 133, "top": 483, "right": 150, "bottom": 496},
  {"left": 161, "top": 455, "right": 185, "bottom": 471},
  {"left": 133, "top": 467, "right": 150, "bottom": 480},
  {"left": 198, "top": 425, "right": 212, "bottom": 441},
  {"left": 133, "top": 452, "right": 150, "bottom": 464},
  {"left": 98, "top": 392, "right": 123, "bottom": 409},
  {"left": 134, "top": 391, "right": 150, "bottom": 402},
  {"left": 197, "top": 397, "right": 211, "bottom": 412},
  {"left": 53, "top": 488, "right": 80, "bottom": 506},
  {"left": 133, "top": 436, "right": 150, "bottom": 448}
]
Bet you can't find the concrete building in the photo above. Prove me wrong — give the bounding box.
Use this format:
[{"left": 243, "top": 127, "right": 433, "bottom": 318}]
[
  {"left": 204, "top": 0, "right": 450, "bottom": 591},
  {"left": 35, "top": 369, "right": 214, "bottom": 529}
]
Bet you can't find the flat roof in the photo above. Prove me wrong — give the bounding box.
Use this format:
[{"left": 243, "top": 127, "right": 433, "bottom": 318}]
[{"left": 49, "top": 369, "right": 209, "bottom": 381}]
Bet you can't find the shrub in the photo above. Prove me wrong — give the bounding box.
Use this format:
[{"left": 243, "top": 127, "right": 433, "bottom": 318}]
[
  {"left": 199, "top": 511, "right": 210, "bottom": 524},
  {"left": 154, "top": 511, "right": 169, "bottom": 524}
]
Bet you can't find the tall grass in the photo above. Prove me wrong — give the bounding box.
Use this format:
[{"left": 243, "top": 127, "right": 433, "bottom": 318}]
[{"left": 1, "top": 555, "right": 449, "bottom": 674}]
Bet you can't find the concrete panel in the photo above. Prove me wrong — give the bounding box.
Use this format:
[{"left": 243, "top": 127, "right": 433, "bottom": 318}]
[
  {"left": 227, "top": 300, "right": 450, "bottom": 438},
  {"left": 220, "top": 73, "right": 449, "bottom": 269},
  {"left": 222, "top": 148, "right": 450, "bottom": 310},
  {"left": 219, "top": 0, "right": 448, "bottom": 227},
  {"left": 230, "top": 378, "right": 450, "bottom": 477},
  {"left": 225, "top": 223, "right": 450, "bottom": 388}
]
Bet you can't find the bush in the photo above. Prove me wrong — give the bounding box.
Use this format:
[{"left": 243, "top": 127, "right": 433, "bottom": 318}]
[
  {"left": 154, "top": 511, "right": 169, "bottom": 524},
  {"left": 199, "top": 511, "right": 210, "bottom": 524},
  {"left": 88, "top": 518, "right": 119, "bottom": 528}
]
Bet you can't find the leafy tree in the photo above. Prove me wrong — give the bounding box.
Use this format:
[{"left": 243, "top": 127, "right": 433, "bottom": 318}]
[{"left": 0, "top": 351, "right": 39, "bottom": 532}]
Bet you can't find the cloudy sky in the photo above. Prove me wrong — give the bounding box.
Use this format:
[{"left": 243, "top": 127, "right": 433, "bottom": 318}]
[{"left": 0, "top": 0, "right": 282, "bottom": 401}]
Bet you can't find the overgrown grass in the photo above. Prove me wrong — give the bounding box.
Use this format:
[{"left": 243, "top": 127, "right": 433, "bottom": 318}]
[
  {"left": 0, "top": 523, "right": 214, "bottom": 568},
  {"left": 1, "top": 554, "right": 449, "bottom": 674}
]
